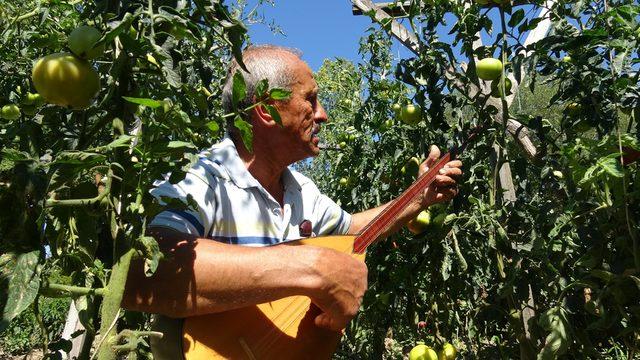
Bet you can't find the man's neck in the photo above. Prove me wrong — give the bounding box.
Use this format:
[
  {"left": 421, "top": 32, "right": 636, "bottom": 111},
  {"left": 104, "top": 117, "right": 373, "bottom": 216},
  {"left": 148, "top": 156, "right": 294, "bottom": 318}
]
[{"left": 233, "top": 136, "right": 287, "bottom": 203}]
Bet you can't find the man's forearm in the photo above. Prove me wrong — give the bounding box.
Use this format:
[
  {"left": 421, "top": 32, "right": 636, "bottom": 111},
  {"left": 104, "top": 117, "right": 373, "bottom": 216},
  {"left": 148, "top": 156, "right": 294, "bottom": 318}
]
[{"left": 122, "top": 228, "right": 323, "bottom": 318}]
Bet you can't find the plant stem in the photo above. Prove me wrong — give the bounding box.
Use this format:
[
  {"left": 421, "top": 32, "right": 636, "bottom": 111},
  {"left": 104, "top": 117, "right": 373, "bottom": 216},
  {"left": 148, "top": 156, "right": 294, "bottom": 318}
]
[
  {"left": 95, "top": 248, "right": 136, "bottom": 360},
  {"left": 33, "top": 295, "right": 49, "bottom": 355},
  {"left": 41, "top": 283, "right": 105, "bottom": 297}
]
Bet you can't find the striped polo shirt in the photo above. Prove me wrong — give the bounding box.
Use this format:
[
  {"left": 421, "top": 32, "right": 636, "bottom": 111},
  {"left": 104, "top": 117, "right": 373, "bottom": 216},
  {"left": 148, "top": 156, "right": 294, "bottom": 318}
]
[{"left": 149, "top": 137, "right": 352, "bottom": 245}]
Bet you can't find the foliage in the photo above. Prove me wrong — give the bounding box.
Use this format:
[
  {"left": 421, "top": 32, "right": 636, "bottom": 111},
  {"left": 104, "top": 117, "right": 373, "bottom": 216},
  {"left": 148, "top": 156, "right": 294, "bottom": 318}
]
[
  {"left": 306, "top": 0, "right": 640, "bottom": 359},
  {"left": 0, "top": 297, "right": 70, "bottom": 355},
  {"left": 1, "top": 0, "right": 639, "bottom": 359},
  {"left": 0, "top": 0, "right": 261, "bottom": 358}
]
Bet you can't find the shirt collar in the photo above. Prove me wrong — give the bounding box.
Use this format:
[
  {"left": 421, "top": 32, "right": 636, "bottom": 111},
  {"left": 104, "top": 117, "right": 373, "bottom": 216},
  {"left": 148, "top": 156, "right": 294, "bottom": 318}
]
[{"left": 210, "top": 137, "right": 302, "bottom": 192}]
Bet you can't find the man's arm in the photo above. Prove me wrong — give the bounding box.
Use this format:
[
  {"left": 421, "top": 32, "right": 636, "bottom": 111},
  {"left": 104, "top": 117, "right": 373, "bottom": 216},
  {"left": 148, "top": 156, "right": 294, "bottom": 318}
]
[
  {"left": 348, "top": 145, "right": 462, "bottom": 238},
  {"left": 122, "top": 227, "right": 367, "bottom": 331}
]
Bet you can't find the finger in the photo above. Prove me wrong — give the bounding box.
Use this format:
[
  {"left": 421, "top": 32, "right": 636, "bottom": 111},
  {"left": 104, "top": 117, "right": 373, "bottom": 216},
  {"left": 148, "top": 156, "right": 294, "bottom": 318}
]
[
  {"left": 436, "top": 188, "right": 459, "bottom": 202},
  {"left": 445, "top": 160, "right": 463, "bottom": 168},
  {"left": 434, "top": 175, "right": 457, "bottom": 187},
  {"left": 315, "top": 313, "right": 342, "bottom": 331},
  {"left": 423, "top": 145, "right": 441, "bottom": 169},
  {"left": 439, "top": 167, "right": 463, "bottom": 178}
]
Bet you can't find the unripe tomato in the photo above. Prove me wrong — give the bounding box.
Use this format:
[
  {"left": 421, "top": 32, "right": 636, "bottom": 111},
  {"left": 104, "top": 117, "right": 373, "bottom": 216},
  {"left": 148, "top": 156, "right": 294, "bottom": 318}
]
[
  {"left": 392, "top": 102, "right": 402, "bottom": 115},
  {"left": 339, "top": 177, "right": 349, "bottom": 187},
  {"left": 23, "top": 92, "right": 44, "bottom": 106},
  {"left": 562, "top": 55, "right": 572, "bottom": 63},
  {"left": 476, "top": 58, "right": 503, "bottom": 81},
  {"left": 490, "top": 78, "right": 512, "bottom": 98},
  {"left": 1, "top": 104, "right": 21, "bottom": 120},
  {"left": 339, "top": 141, "right": 347, "bottom": 149},
  {"left": 162, "top": 98, "right": 173, "bottom": 113},
  {"left": 68, "top": 25, "right": 104, "bottom": 60},
  {"left": 439, "top": 343, "right": 457, "bottom": 360},
  {"left": 400, "top": 104, "right": 422, "bottom": 125},
  {"left": 32, "top": 52, "right": 101, "bottom": 110},
  {"left": 380, "top": 119, "right": 394, "bottom": 131},
  {"left": 407, "top": 209, "right": 431, "bottom": 234},
  {"left": 401, "top": 157, "right": 421, "bottom": 178},
  {"left": 409, "top": 344, "right": 438, "bottom": 360}
]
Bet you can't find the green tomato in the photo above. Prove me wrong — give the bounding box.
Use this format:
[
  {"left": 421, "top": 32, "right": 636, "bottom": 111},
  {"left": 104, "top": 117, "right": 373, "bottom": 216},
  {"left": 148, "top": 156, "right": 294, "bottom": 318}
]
[
  {"left": 162, "top": 98, "right": 173, "bottom": 113},
  {"left": 23, "top": 92, "right": 44, "bottom": 106},
  {"left": 68, "top": 25, "right": 104, "bottom": 60},
  {"left": 490, "top": 78, "right": 512, "bottom": 98},
  {"left": 339, "top": 141, "right": 347, "bottom": 149},
  {"left": 409, "top": 344, "right": 438, "bottom": 360},
  {"left": 400, "top": 104, "right": 422, "bottom": 125},
  {"left": 401, "top": 157, "right": 421, "bottom": 178},
  {"left": 1, "top": 104, "right": 21, "bottom": 120},
  {"left": 339, "top": 177, "right": 349, "bottom": 187},
  {"left": 439, "top": 343, "right": 457, "bottom": 360},
  {"left": 407, "top": 210, "right": 431, "bottom": 234},
  {"left": 380, "top": 119, "right": 394, "bottom": 131},
  {"left": 562, "top": 55, "right": 572, "bottom": 63},
  {"left": 32, "top": 52, "right": 101, "bottom": 109},
  {"left": 392, "top": 102, "right": 402, "bottom": 115},
  {"left": 476, "top": 58, "right": 503, "bottom": 81}
]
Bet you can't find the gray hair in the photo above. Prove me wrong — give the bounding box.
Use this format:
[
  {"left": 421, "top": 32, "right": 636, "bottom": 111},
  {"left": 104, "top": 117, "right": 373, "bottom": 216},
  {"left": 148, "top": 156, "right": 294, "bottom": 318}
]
[{"left": 221, "top": 45, "right": 302, "bottom": 118}]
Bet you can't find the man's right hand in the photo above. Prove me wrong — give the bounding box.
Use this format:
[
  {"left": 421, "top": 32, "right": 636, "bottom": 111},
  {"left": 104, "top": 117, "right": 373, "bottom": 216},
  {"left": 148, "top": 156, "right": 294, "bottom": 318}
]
[{"left": 304, "top": 247, "right": 368, "bottom": 331}]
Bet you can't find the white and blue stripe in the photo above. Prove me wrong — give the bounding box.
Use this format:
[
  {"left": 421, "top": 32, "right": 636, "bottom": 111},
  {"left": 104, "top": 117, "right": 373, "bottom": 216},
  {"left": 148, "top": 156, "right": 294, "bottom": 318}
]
[{"left": 149, "top": 137, "right": 352, "bottom": 246}]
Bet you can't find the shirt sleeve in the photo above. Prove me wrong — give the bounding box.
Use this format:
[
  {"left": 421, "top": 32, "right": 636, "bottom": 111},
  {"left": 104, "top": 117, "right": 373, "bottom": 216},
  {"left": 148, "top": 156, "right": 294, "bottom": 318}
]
[
  {"left": 148, "top": 158, "right": 218, "bottom": 237},
  {"left": 312, "top": 192, "right": 352, "bottom": 236}
]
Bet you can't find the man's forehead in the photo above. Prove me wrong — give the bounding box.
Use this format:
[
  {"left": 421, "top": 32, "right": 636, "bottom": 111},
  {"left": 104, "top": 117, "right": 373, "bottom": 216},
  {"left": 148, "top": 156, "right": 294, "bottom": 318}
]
[{"left": 289, "top": 58, "right": 317, "bottom": 92}]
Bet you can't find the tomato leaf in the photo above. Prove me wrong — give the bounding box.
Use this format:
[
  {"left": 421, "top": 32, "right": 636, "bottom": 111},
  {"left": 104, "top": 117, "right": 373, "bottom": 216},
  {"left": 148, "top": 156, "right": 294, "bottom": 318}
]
[
  {"left": 136, "top": 236, "right": 164, "bottom": 277},
  {"left": 255, "top": 79, "right": 268, "bottom": 99},
  {"left": 597, "top": 156, "right": 624, "bottom": 178},
  {"left": 269, "top": 88, "right": 291, "bottom": 101},
  {"left": 122, "top": 96, "right": 163, "bottom": 108},
  {"left": 0, "top": 251, "right": 41, "bottom": 333},
  {"left": 234, "top": 115, "right": 253, "bottom": 153},
  {"left": 264, "top": 104, "right": 282, "bottom": 126},
  {"left": 232, "top": 72, "right": 247, "bottom": 110}
]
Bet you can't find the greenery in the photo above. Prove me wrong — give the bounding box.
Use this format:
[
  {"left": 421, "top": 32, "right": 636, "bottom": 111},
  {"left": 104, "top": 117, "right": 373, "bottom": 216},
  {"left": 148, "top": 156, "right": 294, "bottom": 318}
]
[
  {"left": 0, "top": 297, "right": 70, "bottom": 355},
  {"left": 1, "top": 0, "right": 639, "bottom": 359},
  {"left": 303, "top": 1, "right": 640, "bottom": 358}
]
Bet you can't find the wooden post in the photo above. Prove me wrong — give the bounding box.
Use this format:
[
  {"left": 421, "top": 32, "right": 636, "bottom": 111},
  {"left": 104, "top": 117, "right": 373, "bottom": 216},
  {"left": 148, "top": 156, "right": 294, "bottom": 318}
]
[{"left": 59, "top": 300, "right": 87, "bottom": 359}]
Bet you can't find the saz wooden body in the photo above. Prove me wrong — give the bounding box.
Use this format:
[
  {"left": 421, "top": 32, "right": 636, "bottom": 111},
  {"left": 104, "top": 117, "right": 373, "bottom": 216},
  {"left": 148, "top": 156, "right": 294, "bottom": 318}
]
[{"left": 182, "top": 235, "right": 363, "bottom": 360}]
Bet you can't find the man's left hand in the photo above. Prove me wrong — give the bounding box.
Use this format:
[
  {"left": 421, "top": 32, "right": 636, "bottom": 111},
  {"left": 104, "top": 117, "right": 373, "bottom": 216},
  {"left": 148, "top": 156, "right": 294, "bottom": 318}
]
[{"left": 419, "top": 145, "right": 463, "bottom": 207}]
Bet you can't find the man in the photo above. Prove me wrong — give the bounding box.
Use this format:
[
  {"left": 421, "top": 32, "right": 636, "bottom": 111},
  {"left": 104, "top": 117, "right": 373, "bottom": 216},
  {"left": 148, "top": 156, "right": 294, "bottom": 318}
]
[{"left": 122, "top": 45, "right": 462, "bottom": 358}]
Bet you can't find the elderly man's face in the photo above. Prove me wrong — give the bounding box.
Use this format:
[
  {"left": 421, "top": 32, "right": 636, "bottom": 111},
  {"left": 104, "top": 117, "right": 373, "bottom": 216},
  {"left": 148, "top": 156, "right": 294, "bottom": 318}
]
[{"left": 273, "top": 57, "right": 328, "bottom": 161}]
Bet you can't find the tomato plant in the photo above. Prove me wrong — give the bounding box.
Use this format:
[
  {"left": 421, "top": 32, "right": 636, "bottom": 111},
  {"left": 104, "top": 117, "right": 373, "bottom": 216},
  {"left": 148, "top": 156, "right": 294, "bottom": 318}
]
[{"left": 307, "top": 1, "right": 640, "bottom": 359}]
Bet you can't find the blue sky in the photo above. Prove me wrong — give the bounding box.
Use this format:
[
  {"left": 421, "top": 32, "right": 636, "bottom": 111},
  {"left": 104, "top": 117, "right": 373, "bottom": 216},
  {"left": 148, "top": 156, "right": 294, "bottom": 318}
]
[
  {"left": 246, "top": 0, "right": 409, "bottom": 71},
  {"left": 245, "top": 1, "right": 544, "bottom": 71}
]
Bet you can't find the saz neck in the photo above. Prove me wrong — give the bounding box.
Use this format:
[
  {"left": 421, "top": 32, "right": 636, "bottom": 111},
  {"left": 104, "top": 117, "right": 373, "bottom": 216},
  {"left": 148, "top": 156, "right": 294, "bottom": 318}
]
[{"left": 353, "top": 153, "right": 452, "bottom": 254}]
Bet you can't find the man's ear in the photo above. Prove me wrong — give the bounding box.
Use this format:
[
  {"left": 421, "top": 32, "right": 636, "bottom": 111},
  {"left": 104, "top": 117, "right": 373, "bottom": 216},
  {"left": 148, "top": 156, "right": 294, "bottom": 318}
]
[{"left": 252, "top": 102, "right": 278, "bottom": 127}]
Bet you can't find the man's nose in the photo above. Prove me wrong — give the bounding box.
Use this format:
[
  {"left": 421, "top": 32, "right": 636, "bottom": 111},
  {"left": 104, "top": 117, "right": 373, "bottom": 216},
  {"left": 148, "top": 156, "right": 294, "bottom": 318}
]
[{"left": 315, "top": 102, "right": 328, "bottom": 123}]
